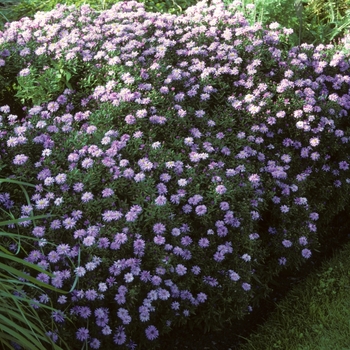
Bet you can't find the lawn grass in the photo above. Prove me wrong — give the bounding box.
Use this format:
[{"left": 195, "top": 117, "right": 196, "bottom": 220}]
[{"left": 239, "top": 234, "right": 350, "bottom": 350}]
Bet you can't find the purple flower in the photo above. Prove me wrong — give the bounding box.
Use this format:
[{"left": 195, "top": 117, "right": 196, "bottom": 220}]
[
  {"left": 242, "top": 283, "right": 251, "bottom": 291},
  {"left": 113, "top": 330, "right": 126, "bottom": 345},
  {"left": 138, "top": 158, "right": 153, "bottom": 171},
  {"left": 123, "top": 168, "right": 135, "bottom": 179},
  {"left": 294, "top": 197, "right": 308, "bottom": 205},
  {"left": 50, "top": 220, "right": 61, "bottom": 229},
  {"left": 280, "top": 205, "right": 289, "bottom": 213},
  {"left": 133, "top": 238, "right": 145, "bottom": 254},
  {"left": 198, "top": 238, "right": 209, "bottom": 248},
  {"left": 90, "top": 339, "right": 101, "bottom": 349},
  {"left": 79, "top": 306, "right": 91, "bottom": 318},
  {"left": 339, "top": 161, "right": 349, "bottom": 170},
  {"left": 188, "top": 194, "right": 203, "bottom": 205},
  {"left": 251, "top": 211, "right": 260, "bottom": 220},
  {"left": 154, "top": 235, "right": 166, "bottom": 245},
  {"left": 157, "top": 288, "right": 170, "bottom": 300},
  {"left": 182, "top": 204, "right": 192, "bottom": 213},
  {"left": 52, "top": 310, "right": 65, "bottom": 323},
  {"left": 102, "top": 210, "right": 123, "bottom": 222},
  {"left": 203, "top": 276, "right": 219, "bottom": 287},
  {"left": 35, "top": 198, "right": 49, "bottom": 210},
  {"left": 47, "top": 101, "right": 60, "bottom": 112},
  {"left": 171, "top": 228, "right": 181, "bottom": 236},
  {"left": 241, "top": 254, "right": 251, "bottom": 262},
  {"left": 124, "top": 273, "right": 134, "bottom": 283},
  {"left": 153, "top": 223, "right": 166, "bottom": 235},
  {"left": 229, "top": 270, "right": 240, "bottom": 281},
  {"left": 309, "top": 212, "right": 319, "bottom": 221},
  {"left": 181, "top": 236, "right": 192, "bottom": 246},
  {"left": 302, "top": 248, "right": 312, "bottom": 259},
  {"left": 19, "top": 68, "right": 30, "bottom": 76},
  {"left": 219, "top": 201, "right": 230, "bottom": 211},
  {"left": 74, "top": 266, "right": 86, "bottom": 277},
  {"left": 249, "top": 174, "right": 260, "bottom": 183},
  {"left": 217, "top": 225, "right": 228, "bottom": 237},
  {"left": 282, "top": 240, "right": 292, "bottom": 248},
  {"left": 197, "top": 292, "right": 207, "bottom": 303},
  {"left": 145, "top": 325, "right": 159, "bottom": 341},
  {"left": 155, "top": 195, "right": 167, "bottom": 206},
  {"left": 178, "top": 178, "right": 188, "bottom": 187},
  {"left": 73, "top": 182, "right": 84, "bottom": 192},
  {"left": 299, "top": 236, "right": 308, "bottom": 245},
  {"left": 32, "top": 226, "right": 45, "bottom": 238},
  {"left": 151, "top": 276, "right": 162, "bottom": 286},
  {"left": 308, "top": 223, "right": 317, "bottom": 232},
  {"left": 117, "top": 308, "right": 131, "bottom": 325},
  {"left": 175, "top": 264, "right": 187, "bottom": 276},
  {"left": 115, "top": 293, "right": 126, "bottom": 305},
  {"left": 195, "top": 205, "right": 207, "bottom": 216},
  {"left": 102, "top": 188, "right": 114, "bottom": 197},
  {"left": 83, "top": 236, "right": 95, "bottom": 247},
  {"left": 334, "top": 180, "right": 342, "bottom": 187},
  {"left": 191, "top": 266, "right": 201, "bottom": 275},
  {"left": 81, "top": 192, "right": 94, "bottom": 203},
  {"left": 215, "top": 185, "right": 227, "bottom": 194},
  {"left": 171, "top": 301, "right": 180, "bottom": 310},
  {"left": 76, "top": 327, "right": 89, "bottom": 341},
  {"left": 309, "top": 137, "right": 320, "bottom": 147},
  {"left": 160, "top": 173, "right": 171, "bottom": 182},
  {"left": 55, "top": 173, "right": 67, "bottom": 184},
  {"left": 62, "top": 217, "right": 76, "bottom": 229},
  {"left": 180, "top": 223, "right": 190, "bottom": 233},
  {"left": 13, "top": 154, "right": 29, "bottom": 165}
]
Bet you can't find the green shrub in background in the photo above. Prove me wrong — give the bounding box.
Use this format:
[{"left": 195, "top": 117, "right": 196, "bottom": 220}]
[{"left": 234, "top": 0, "right": 350, "bottom": 47}]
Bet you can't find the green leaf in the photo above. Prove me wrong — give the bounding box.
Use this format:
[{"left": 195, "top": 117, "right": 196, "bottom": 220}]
[
  {"left": 0, "top": 321, "right": 42, "bottom": 350},
  {"left": 0, "top": 214, "right": 51, "bottom": 226}
]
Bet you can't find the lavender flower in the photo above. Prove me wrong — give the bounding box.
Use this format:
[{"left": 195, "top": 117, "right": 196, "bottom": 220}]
[{"left": 145, "top": 325, "right": 159, "bottom": 341}]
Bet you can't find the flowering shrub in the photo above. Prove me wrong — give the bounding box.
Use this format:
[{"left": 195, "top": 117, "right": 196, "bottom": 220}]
[{"left": 1, "top": 0, "right": 350, "bottom": 348}]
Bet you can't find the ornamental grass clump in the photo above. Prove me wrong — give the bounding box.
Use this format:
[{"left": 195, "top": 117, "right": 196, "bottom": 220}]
[{"left": 1, "top": 0, "right": 350, "bottom": 348}]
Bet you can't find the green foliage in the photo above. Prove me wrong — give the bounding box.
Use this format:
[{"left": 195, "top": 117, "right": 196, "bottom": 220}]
[
  {"left": 303, "top": 0, "right": 350, "bottom": 44},
  {"left": 239, "top": 0, "right": 350, "bottom": 47},
  {"left": 138, "top": 0, "right": 199, "bottom": 14}
]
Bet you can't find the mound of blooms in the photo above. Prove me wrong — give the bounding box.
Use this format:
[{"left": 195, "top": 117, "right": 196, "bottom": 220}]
[{"left": 1, "top": 0, "right": 350, "bottom": 348}]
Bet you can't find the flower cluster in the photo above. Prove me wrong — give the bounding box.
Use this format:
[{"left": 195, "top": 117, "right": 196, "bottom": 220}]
[{"left": 1, "top": 0, "right": 350, "bottom": 348}]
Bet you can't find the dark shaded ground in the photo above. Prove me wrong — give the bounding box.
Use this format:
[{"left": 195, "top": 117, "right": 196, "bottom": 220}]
[{"left": 159, "top": 211, "right": 350, "bottom": 349}]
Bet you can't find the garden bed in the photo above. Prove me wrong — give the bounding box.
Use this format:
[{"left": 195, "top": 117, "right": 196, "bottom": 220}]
[{"left": 1, "top": 0, "right": 350, "bottom": 349}]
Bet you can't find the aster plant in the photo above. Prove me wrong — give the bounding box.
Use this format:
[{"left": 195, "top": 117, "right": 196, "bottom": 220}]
[{"left": 1, "top": 0, "right": 350, "bottom": 348}]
